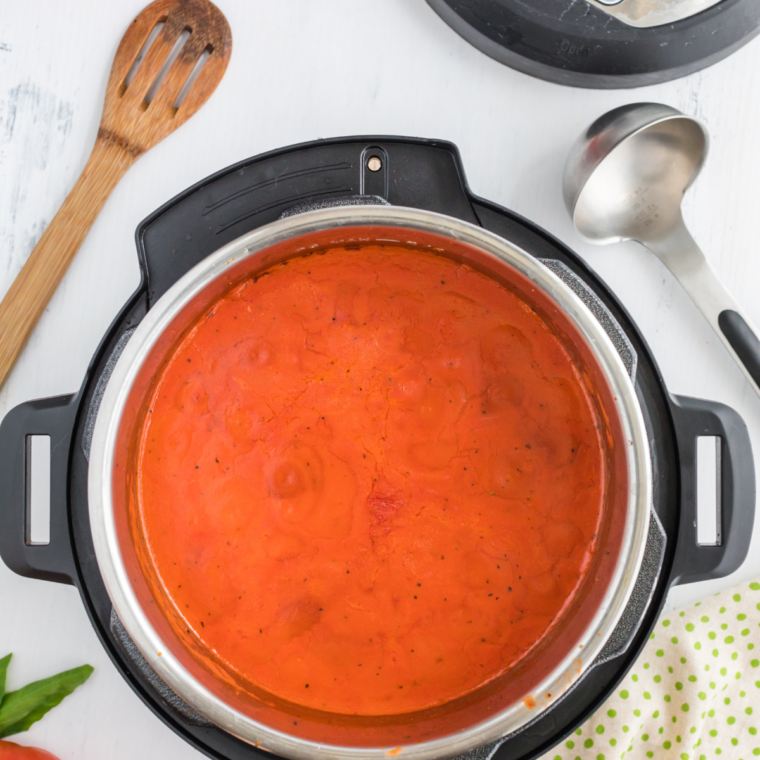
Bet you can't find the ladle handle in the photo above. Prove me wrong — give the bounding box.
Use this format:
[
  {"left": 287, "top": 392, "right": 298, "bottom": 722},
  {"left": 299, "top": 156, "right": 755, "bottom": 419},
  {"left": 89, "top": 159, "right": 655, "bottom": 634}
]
[{"left": 646, "top": 220, "right": 760, "bottom": 397}]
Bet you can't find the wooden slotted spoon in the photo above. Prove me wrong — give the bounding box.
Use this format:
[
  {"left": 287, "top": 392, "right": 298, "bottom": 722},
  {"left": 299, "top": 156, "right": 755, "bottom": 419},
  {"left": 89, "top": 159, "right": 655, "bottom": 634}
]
[{"left": 0, "top": 0, "right": 232, "bottom": 389}]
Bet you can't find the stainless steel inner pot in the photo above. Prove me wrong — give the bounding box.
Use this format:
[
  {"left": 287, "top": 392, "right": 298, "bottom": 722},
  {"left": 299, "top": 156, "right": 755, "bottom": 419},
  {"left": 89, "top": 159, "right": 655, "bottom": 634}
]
[{"left": 89, "top": 206, "right": 651, "bottom": 760}]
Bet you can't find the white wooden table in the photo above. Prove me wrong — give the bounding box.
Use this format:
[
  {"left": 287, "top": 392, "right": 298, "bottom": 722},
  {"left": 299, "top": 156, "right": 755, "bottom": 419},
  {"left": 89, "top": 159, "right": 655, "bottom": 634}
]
[{"left": 1, "top": 2, "right": 759, "bottom": 757}]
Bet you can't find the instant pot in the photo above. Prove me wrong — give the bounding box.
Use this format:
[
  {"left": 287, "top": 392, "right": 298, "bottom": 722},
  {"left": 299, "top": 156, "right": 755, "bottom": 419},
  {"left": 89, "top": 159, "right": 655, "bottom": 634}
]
[{"left": 0, "top": 137, "right": 754, "bottom": 759}]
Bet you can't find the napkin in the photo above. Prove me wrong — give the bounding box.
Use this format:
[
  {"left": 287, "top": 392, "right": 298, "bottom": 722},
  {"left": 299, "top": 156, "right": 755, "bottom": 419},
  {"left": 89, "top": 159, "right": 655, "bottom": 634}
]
[{"left": 539, "top": 578, "right": 760, "bottom": 760}]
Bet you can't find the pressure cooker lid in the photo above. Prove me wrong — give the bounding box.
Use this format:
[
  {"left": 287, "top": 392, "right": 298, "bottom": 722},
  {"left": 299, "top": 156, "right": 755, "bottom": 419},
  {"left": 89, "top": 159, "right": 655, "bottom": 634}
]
[{"left": 426, "top": 0, "right": 760, "bottom": 88}]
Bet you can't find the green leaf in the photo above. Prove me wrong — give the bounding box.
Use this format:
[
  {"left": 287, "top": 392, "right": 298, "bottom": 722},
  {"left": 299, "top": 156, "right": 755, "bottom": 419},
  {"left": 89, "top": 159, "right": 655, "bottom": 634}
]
[
  {"left": 0, "top": 664, "right": 93, "bottom": 738},
  {"left": 0, "top": 654, "right": 11, "bottom": 703}
]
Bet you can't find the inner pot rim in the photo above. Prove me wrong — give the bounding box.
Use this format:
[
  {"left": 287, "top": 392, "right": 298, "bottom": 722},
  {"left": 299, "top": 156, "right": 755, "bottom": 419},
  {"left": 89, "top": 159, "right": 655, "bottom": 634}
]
[{"left": 88, "top": 205, "right": 652, "bottom": 760}]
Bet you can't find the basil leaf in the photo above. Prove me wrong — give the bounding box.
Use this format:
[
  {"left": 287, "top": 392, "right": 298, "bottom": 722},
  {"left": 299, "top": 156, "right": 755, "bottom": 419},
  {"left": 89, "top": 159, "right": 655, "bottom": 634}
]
[
  {"left": 0, "top": 654, "right": 10, "bottom": 703},
  {"left": 0, "top": 664, "right": 93, "bottom": 738}
]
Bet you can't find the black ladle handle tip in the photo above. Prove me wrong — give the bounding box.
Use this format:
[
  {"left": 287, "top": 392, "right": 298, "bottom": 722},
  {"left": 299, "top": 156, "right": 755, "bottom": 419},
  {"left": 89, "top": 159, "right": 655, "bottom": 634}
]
[{"left": 719, "top": 309, "right": 760, "bottom": 391}]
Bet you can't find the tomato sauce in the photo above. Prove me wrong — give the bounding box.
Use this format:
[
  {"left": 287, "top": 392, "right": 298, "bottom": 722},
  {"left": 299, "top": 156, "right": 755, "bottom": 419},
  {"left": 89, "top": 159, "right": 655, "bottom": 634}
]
[{"left": 136, "top": 245, "right": 605, "bottom": 716}]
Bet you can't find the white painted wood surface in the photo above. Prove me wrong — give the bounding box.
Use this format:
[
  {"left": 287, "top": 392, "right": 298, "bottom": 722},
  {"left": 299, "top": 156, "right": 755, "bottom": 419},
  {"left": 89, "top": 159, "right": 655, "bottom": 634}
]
[{"left": 1, "top": 2, "right": 759, "bottom": 757}]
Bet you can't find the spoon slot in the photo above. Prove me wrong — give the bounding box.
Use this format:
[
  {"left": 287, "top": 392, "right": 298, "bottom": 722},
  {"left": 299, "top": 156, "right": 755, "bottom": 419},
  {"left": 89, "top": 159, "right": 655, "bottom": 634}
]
[
  {"left": 124, "top": 19, "right": 191, "bottom": 108},
  {"left": 121, "top": 19, "right": 166, "bottom": 96},
  {"left": 144, "top": 27, "right": 192, "bottom": 108},
  {"left": 173, "top": 45, "right": 213, "bottom": 111}
]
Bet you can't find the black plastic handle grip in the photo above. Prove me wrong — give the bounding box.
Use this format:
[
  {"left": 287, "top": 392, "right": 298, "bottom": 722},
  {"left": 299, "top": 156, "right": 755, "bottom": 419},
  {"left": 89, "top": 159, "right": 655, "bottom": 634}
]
[
  {"left": 718, "top": 309, "right": 760, "bottom": 390},
  {"left": 668, "top": 394, "right": 755, "bottom": 586},
  {"left": 0, "top": 394, "right": 79, "bottom": 585}
]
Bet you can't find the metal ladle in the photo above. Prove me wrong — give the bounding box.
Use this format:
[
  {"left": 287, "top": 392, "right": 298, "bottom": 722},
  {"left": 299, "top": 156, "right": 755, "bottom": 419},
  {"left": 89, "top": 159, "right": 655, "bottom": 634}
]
[{"left": 563, "top": 102, "right": 760, "bottom": 397}]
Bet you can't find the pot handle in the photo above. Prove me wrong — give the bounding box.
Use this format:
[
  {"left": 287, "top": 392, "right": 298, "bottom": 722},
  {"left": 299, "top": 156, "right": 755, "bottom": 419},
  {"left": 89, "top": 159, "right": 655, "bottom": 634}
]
[
  {"left": 668, "top": 394, "right": 755, "bottom": 586},
  {"left": 0, "top": 394, "right": 79, "bottom": 585}
]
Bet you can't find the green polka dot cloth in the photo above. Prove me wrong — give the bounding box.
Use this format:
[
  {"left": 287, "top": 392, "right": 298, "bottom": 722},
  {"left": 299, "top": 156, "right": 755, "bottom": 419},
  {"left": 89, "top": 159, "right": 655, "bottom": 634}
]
[{"left": 538, "top": 577, "right": 760, "bottom": 760}]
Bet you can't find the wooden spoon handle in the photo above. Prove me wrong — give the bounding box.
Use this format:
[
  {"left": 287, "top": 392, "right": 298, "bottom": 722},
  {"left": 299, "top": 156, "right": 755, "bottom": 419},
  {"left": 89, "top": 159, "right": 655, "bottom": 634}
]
[{"left": 0, "top": 137, "right": 137, "bottom": 388}]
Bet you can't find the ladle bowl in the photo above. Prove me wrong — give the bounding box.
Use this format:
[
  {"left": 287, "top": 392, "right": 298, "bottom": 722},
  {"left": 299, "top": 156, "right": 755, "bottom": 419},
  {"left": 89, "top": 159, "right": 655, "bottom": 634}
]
[{"left": 563, "top": 102, "right": 760, "bottom": 398}]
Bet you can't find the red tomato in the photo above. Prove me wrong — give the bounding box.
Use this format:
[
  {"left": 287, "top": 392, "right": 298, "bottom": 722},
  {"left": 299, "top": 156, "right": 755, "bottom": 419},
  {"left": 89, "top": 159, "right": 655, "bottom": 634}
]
[{"left": 0, "top": 741, "right": 61, "bottom": 760}]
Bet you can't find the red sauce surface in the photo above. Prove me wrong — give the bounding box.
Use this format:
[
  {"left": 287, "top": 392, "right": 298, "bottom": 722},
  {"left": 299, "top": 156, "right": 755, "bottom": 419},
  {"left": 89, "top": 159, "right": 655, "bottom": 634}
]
[{"left": 136, "top": 246, "right": 605, "bottom": 715}]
